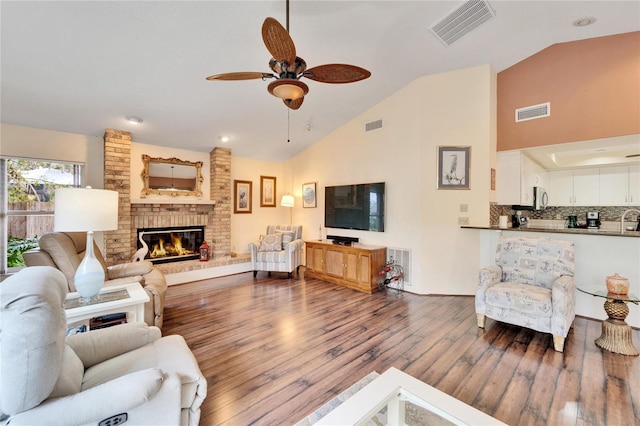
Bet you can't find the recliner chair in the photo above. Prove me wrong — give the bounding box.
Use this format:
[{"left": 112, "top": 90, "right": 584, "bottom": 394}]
[
  {"left": 475, "top": 236, "right": 576, "bottom": 352},
  {"left": 23, "top": 231, "right": 167, "bottom": 328},
  {"left": 0, "top": 266, "right": 207, "bottom": 425}
]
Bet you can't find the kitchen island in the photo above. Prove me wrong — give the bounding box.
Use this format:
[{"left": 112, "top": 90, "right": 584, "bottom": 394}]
[{"left": 463, "top": 226, "right": 640, "bottom": 328}]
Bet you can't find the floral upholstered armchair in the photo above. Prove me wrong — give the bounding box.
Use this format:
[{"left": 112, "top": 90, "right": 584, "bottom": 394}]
[
  {"left": 475, "top": 236, "right": 576, "bottom": 352},
  {"left": 248, "top": 225, "right": 303, "bottom": 278}
]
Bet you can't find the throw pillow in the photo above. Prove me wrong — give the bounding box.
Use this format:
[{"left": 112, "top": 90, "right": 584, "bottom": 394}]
[
  {"left": 258, "top": 234, "right": 283, "bottom": 252},
  {"left": 277, "top": 231, "right": 295, "bottom": 248}
]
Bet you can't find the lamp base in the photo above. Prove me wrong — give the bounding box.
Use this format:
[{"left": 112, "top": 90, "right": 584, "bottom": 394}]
[{"left": 74, "top": 231, "right": 105, "bottom": 301}]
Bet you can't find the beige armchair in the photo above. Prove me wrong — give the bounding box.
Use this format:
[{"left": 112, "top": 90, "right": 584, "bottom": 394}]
[
  {"left": 23, "top": 231, "right": 167, "bottom": 328},
  {"left": 248, "top": 225, "right": 303, "bottom": 278},
  {"left": 476, "top": 236, "right": 576, "bottom": 352},
  {"left": 0, "top": 266, "right": 207, "bottom": 426}
]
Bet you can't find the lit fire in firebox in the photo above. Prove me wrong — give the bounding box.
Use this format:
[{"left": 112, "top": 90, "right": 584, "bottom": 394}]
[{"left": 149, "top": 233, "right": 195, "bottom": 259}]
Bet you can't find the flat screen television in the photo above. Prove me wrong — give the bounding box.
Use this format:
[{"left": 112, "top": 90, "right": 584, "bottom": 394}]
[{"left": 325, "top": 182, "right": 385, "bottom": 232}]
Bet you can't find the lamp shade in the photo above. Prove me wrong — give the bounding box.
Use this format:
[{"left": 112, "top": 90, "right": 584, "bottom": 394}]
[
  {"left": 281, "top": 194, "right": 295, "bottom": 208},
  {"left": 55, "top": 187, "right": 119, "bottom": 232},
  {"left": 268, "top": 79, "right": 309, "bottom": 101}
]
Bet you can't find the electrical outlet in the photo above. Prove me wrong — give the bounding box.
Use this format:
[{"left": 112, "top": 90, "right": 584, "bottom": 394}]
[
  {"left": 458, "top": 217, "right": 469, "bottom": 225},
  {"left": 460, "top": 204, "right": 468, "bottom": 213}
]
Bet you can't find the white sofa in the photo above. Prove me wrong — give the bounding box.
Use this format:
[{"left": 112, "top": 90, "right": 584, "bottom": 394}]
[{"left": 0, "top": 266, "right": 207, "bottom": 425}]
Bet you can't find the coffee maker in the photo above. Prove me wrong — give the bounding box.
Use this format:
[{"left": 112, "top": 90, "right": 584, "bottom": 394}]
[{"left": 586, "top": 211, "right": 600, "bottom": 229}]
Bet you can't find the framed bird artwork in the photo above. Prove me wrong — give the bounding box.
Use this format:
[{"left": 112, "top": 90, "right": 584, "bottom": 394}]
[{"left": 438, "top": 146, "right": 470, "bottom": 189}]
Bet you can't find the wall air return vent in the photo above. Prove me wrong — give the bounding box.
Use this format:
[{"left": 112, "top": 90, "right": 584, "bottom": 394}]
[
  {"left": 365, "top": 119, "right": 383, "bottom": 132},
  {"left": 430, "top": 0, "right": 496, "bottom": 46},
  {"left": 387, "top": 247, "right": 412, "bottom": 287},
  {"left": 515, "top": 102, "right": 551, "bottom": 122}
]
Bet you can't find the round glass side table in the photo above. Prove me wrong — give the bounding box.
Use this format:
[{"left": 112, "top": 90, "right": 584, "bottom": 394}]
[{"left": 578, "top": 287, "right": 639, "bottom": 356}]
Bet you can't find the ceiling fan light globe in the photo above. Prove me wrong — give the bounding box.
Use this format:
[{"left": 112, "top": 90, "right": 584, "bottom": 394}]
[{"left": 268, "top": 79, "right": 308, "bottom": 101}]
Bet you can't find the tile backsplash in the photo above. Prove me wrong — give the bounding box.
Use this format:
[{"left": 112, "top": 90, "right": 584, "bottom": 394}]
[{"left": 490, "top": 203, "right": 640, "bottom": 229}]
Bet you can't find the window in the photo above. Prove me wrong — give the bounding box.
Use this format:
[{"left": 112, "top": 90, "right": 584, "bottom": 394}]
[{"left": 1, "top": 157, "right": 82, "bottom": 274}]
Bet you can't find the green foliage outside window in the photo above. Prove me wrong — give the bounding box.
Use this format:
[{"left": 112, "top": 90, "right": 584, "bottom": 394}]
[{"left": 7, "top": 236, "right": 39, "bottom": 267}]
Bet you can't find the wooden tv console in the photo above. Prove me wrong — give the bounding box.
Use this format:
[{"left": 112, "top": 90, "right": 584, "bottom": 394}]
[{"left": 304, "top": 241, "right": 387, "bottom": 294}]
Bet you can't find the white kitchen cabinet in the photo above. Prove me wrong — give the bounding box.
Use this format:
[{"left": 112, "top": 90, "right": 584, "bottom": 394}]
[
  {"left": 572, "top": 168, "right": 600, "bottom": 206},
  {"left": 548, "top": 168, "right": 599, "bottom": 206},
  {"left": 629, "top": 165, "right": 639, "bottom": 205},
  {"left": 496, "top": 151, "right": 547, "bottom": 205},
  {"left": 599, "top": 166, "right": 630, "bottom": 205},
  {"left": 548, "top": 170, "right": 574, "bottom": 206},
  {"left": 599, "top": 165, "right": 640, "bottom": 205}
]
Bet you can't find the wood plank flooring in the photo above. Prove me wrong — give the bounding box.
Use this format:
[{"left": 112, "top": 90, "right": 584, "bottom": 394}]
[{"left": 162, "top": 271, "right": 640, "bottom": 426}]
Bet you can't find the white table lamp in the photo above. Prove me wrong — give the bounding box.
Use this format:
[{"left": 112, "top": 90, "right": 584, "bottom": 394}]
[{"left": 55, "top": 187, "right": 119, "bottom": 300}]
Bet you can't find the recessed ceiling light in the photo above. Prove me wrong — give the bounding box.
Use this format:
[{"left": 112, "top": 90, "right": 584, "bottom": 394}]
[
  {"left": 126, "top": 116, "right": 143, "bottom": 124},
  {"left": 595, "top": 148, "right": 607, "bottom": 153},
  {"left": 219, "top": 135, "right": 230, "bottom": 143},
  {"left": 573, "top": 16, "right": 596, "bottom": 27}
]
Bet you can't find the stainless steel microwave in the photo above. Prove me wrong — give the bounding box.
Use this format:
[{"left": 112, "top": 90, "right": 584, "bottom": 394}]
[{"left": 533, "top": 186, "right": 548, "bottom": 210}]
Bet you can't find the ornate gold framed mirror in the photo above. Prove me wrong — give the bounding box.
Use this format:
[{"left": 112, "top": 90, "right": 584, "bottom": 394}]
[{"left": 141, "top": 154, "right": 203, "bottom": 198}]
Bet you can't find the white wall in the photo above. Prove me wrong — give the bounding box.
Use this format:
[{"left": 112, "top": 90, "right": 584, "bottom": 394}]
[
  {"left": 285, "top": 65, "right": 496, "bottom": 295},
  {"left": 231, "top": 156, "right": 289, "bottom": 254},
  {"left": 418, "top": 66, "right": 495, "bottom": 295},
  {"left": 1, "top": 123, "right": 104, "bottom": 187},
  {"left": 130, "top": 141, "right": 210, "bottom": 202}
]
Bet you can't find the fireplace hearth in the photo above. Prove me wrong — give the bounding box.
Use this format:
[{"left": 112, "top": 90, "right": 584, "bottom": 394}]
[{"left": 137, "top": 226, "right": 205, "bottom": 264}]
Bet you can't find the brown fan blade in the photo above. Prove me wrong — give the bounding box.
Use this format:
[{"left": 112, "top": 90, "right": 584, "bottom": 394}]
[
  {"left": 262, "top": 17, "right": 296, "bottom": 65},
  {"left": 304, "top": 64, "right": 371, "bottom": 84},
  {"left": 206, "top": 72, "right": 272, "bottom": 81},
  {"left": 284, "top": 97, "right": 304, "bottom": 110}
]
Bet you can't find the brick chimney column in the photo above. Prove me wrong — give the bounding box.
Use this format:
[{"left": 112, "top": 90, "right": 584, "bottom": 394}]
[
  {"left": 104, "top": 129, "right": 132, "bottom": 265},
  {"left": 210, "top": 147, "right": 231, "bottom": 258}
]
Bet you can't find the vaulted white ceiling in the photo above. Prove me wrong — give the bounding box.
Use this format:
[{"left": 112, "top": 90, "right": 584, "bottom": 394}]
[{"left": 2, "top": 1, "right": 638, "bottom": 162}]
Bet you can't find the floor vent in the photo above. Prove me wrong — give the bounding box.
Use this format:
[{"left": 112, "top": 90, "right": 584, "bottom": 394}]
[
  {"left": 387, "top": 247, "right": 412, "bottom": 287},
  {"left": 515, "top": 102, "right": 550, "bottom": 122},
  {"left": 430, "top": 0, "right": 496, "bottom": 46},
  {"left": 365, "top": 119, "right": 383, "bottom": 132}
]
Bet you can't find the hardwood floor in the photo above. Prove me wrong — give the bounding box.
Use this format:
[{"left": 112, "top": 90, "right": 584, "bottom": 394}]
[{"left": 162, "top": 271, "right": 640, "bottom": 426}]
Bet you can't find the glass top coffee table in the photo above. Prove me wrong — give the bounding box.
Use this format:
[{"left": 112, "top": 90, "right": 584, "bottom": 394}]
[
  {"left": 578, "top": 286, "right": 639, "bottom": 356},
  {"left": 316, "top": 367, "right": 505, "bottom": 425}
]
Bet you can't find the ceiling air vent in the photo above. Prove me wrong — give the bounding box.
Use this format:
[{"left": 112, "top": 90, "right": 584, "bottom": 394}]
[
  {"left": 430, "top": 0, "right": 496, "bottom": 46},
  {"left": 365, "top": 119, "right": 383, "bottom": 132},
  {"left": 515, "top": 102, "right": 551, "bottom": 122}
]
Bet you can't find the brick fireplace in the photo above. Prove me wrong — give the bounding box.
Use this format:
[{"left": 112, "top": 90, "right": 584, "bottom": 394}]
[{"left": 103, "top": 129, "right": 232, "bottom": 268}]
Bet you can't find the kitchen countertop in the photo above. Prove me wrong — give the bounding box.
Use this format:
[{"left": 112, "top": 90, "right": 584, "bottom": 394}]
[{"left": 461, "top": 225, "right": 640, "bottom": 238}]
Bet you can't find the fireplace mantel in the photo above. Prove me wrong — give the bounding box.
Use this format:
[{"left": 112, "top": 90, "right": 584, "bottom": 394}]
[{"left": 130, "top": 199, "right": 216, "bottom": 205}]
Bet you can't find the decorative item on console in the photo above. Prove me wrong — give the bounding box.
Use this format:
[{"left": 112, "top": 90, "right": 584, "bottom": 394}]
[{"left": 606, "top": 273, "right": 629, "bottom": 295}]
